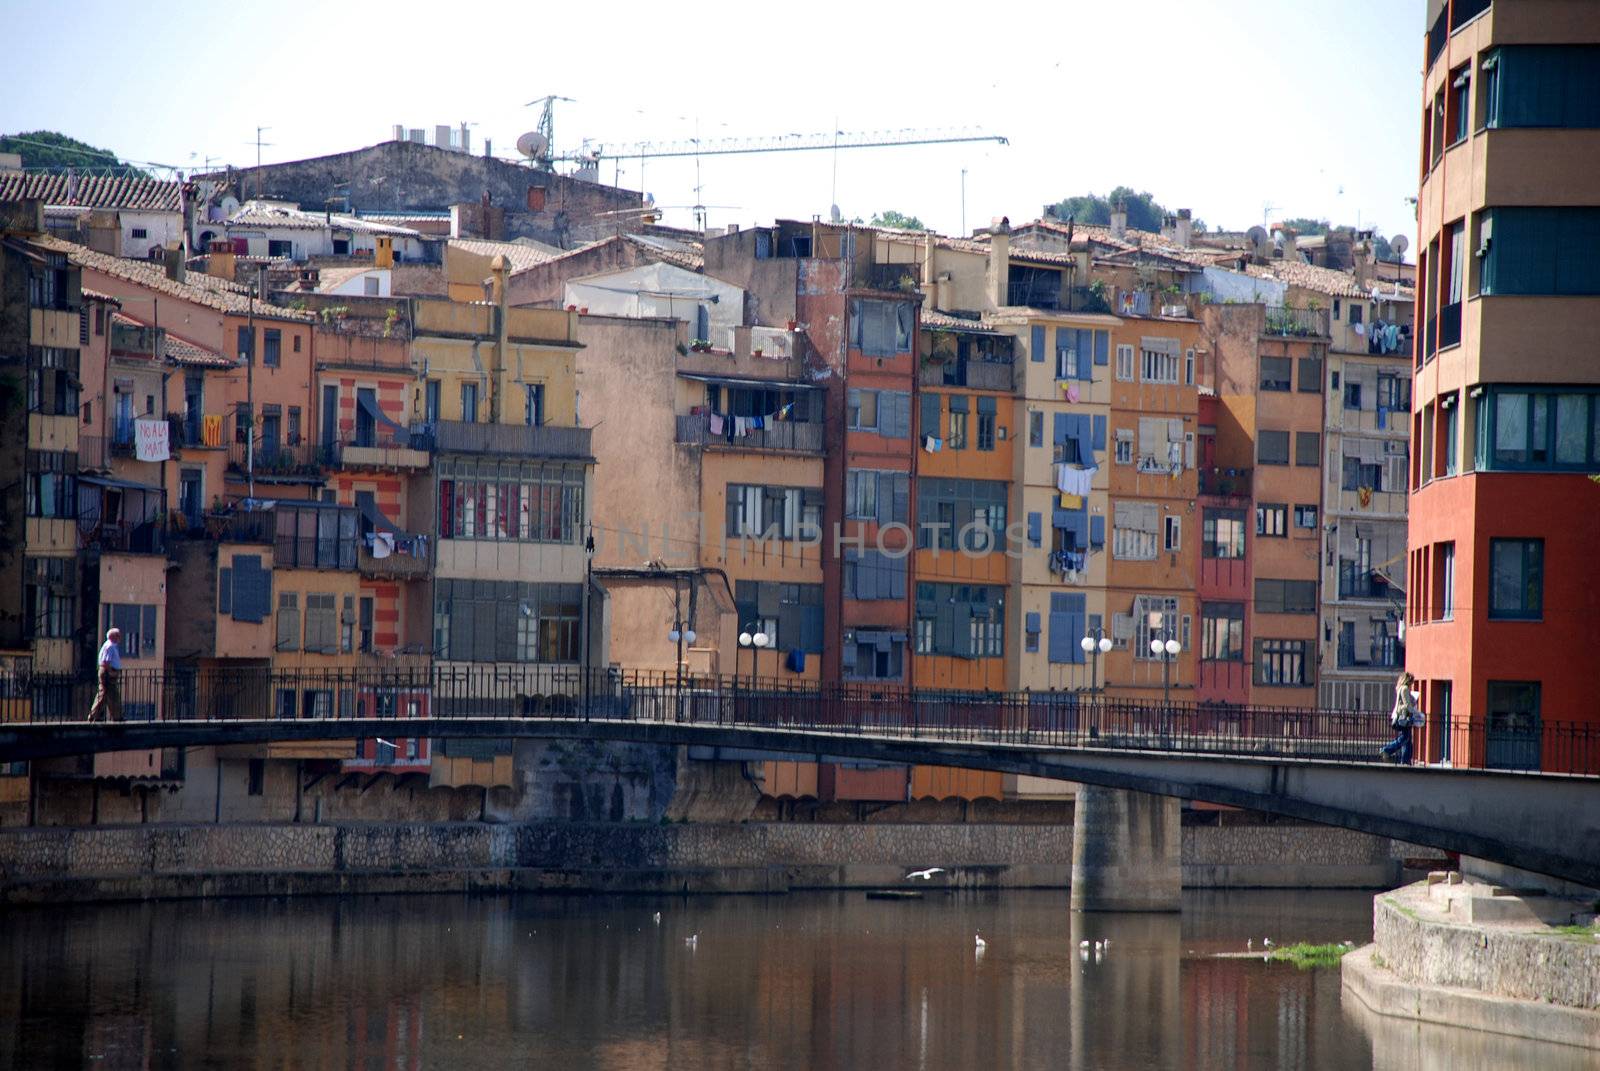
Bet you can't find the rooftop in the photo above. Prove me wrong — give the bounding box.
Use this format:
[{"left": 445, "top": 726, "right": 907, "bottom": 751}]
[
  {"left": 449, "top": 237, "right": 559, "bottom": 273},
  {"left": 35, "top": 236, "right": 314, "bottom": 321},
  {"left": 1246, "top": 259, "right": 1415, "bottom": 302},
  {"left": 0, "top": 172, "right": 181, "bottom": 212}
]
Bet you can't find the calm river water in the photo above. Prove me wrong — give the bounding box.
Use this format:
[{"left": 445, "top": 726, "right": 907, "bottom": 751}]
[{"left": 0, "top": 888, "right": 1586, "bottom": 1070}]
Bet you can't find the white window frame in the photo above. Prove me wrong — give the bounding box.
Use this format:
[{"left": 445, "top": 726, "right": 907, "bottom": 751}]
[
  {"left": 1142, "top": 348, "right": 1179, "bottom": 385},
  {"left": 1115, "top": 344, "right": 1135, "bottom": 382},
  {"left": 1112, "top": 501, "right": 1158, "bottom": 561},
  {"left": 1163, "top": 514, "right": 1182, "bottom": 552},
  {"left": 1184, "top": 348, "right": 1195, "bottom": 386},
  {"left": 1114, "top": 435, "right": 1133, "bottom": 465}
]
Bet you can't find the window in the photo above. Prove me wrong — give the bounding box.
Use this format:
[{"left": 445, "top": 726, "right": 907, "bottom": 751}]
[
  {"left": 263, "top": 328, "right": 281, "bottom": 368},
  {"left": 945, "top": 395, "right": 968, "bottom": 450},
  {"left": 274, "top": 504, "right": 359, "bottom": 568},
  {"left": 845, "top": 469, "right": 908, "bottom": 524},
  {"left": 845, "top": 550, "right": 908, "bottom": 601},
  {"left": 844, "top": 630, "right": 906, "bottom": 680},
  {"left": 1297, "top": 356, "right": 1322, "bottom": 393},
  {"left": 726, "top": 483, "right": 822, "bottom": 540},
  {"left": 1112, "top": 501, "right": 1159, "bottom": 561},
  {"left": 1489, "top": 538, "right": 1543, "bottom": 620},
  {"left": 1346, "top": 382, "right": 1365, "bottom": 410},
  {"left": 1115, "top": 344, "right": 1135, "bottom": 382},
  {"left": 914, "top": 583, "right": 1004, "bottom": 657},
  {"left": 359, "top": 595, "right": 374, "bottom": 653},
  {"left": 1202, "top": 509, "right": 1246, "bottom": 559},
  {"left": 287, "top": 406, "right": 301, "bottom": 446},
  {"left": 976, "top": 396, "right": 996, "bottom": 451},
  {"left": 438, "top": 459, "right": 587, "bottom": 544},
  {"left": 850, "top": 299, "right": 913, "bottom": 356},
  {"left": 1450, "top": 64, "right": 1471, "bottom": 143},
  {"left": 27, "top": 347, "right": 78, "bottom": 416},
  {"left": 1478, "top": 388, "right": 1600, "bottom": 470},
  {"left": 1184, "top": 348, "right": 1195, "bottom": 386},
  {"left": 525, "top": 384, "right": 545, "bottom": 427},
  {"left": 276, "top": 593, "right": 300, "bottom": 651},
  {"left": 1256, "top": 503, "right": 1287, "bottom": 537},
  {"left": 1480, "top": 208, "right": 1600, "bottom": 297},
  {"left": 102, "top": 604, "right": 157, "bottom": 659},
  {"left": 1377, "top": 374, "right": 1409, "bottom": 412},
  {"left": 1114, "top": 431, "right": 1133, "bottom": 466},
  {"left": 1439, "top": 542, "right": 1456, "bottom": 621},
  {"left": 1441, "top": 396, "right": 1459, "bottom": 475},
  {"left": 1260, "top": 357, "right": 1291, "bottom": 391},
  {"left": 1142, "top": 343, "right": 1179, "bottom": 384},
  {"left": 1028, "top": 410, "right": 1043, "bottom": 448},
  {"left": 1258, "top": 430, "right": 1289, "bottom": 465},
  {"left": 1341, "top": 456, "right": 1385, "bottom": 491},
  {"left": 304, "top": 593, "right": 337, "bottom": 653},
  {"left": 1254, "top": 639, "right": 1309, "bottom": 686},
  {"left": 435, "top": 579, "right": 582, "bottom": 663},
  {"left": 1293, "top": 504, "right": 1318, "bottom": 529},
  {"left": 847, "top": 388, "right": 879, "bottom": 431},
  {"left": 1486, "top": 681, "right": 1542, "bottom": 771},
  {"left": 916, "top": 477, "right": 1007, "bottom": 551},
  {"left": 1348, "top": 303, "right": 1364, "bottom": 326},
  {"left": 1163, "top": 515, "right": 1181, "bottom": 552},
  {"left": 27, "top": 265, "right": 67, "bottom": 309},
  {"left": 1132, "top": 595, "right": 1182, "bottom": 661},
  {"left": 24, "top": 558, "right": 76, "bottom": 639},
  {"left": 460, "top": 382, "right": 479, "bottom": 423},
  {"left": 1201, "top": 602, "right": 1244, "bottom": 661},
  {"left": 1255, "top": 578, "right": 1317, "bottom": 615},
  {"left": 130, "top": 227, "right": 148, "bottom": 240},
  {"left": 25, "top": 453, "right": 76, "bottom": 519},
  {"left": 268, "top": 239, "right": 293, "bottom": 258},
  {"left": 1294, "top": 431, "right": 1320, "bottom": 467},
  {"left": 237, "top": 326, "right": 253, "bottom": 363},
  {"left": 1482, "top": 45, "right": 1600, "bottom": 130},
  {"left": 424, "top": 379, "right": 440, "bottom": 424}
]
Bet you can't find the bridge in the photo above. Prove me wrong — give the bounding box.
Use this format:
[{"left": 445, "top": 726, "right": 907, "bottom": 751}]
[{"left": 2, "top": 668, "right": 1597, "bottom": 890}]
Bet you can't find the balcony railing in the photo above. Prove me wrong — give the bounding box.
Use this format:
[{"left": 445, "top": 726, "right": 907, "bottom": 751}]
[
  {"left": 1338, "top": 573, "right": 1393, "bottom": 600},
  {"left": 861, "top": 263, "right": 920, "bottom": 293},
  {"left": 1198, "top": 467, "right": 1252, "bottom": 498},
  {"left": 433, "top": 420, "right": 592, "bottom": 460},
  {"left": 1337, "top": 641, "right": 1404, "bottom": 671},
  {"left": 173, "top": 509, "right": 274, "bottom": 544},
  {"left": 674, "top": 413, "right": 824, "bottom": 453},
  {"left": 358, "top": 533, "right": 431, "bottom": 578},
  {"left": 1438, "top": 301, "right": 1461, "bottom": 350},
  {"left": 919, "top": 357, "right": 1014, "bottom": 392},
  {"left": 1262, "top": 306, "right": 1330, "bottom": 339},
  {"left": 89, "top": 519, "right": 165, "bottom": 555},
  {"left": 78, "top": 435, "right": 107, "bottom": 472},
  {"left": 227, "top": 441, "right": 328, "bottom": 480},
  {"left": 1004, "top": 283, "right": 1110, "bottom": 313}
]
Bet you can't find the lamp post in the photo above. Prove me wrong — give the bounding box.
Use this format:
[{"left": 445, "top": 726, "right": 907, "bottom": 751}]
[
  {"left": 738, "top": 627, "right": 770, "bottom": 690},
  {"left": 1148, "top": 632, "right": 1182, "bottom": 712},
  {"left": 1079, "top": 632, "right": 1113, "bottom": 692},
  {"left": 667, "top": 602, "right": 696, "bottom": 723}
]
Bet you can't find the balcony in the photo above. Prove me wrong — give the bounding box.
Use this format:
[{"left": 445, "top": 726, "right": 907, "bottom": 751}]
[
  {"left": 330, "top": 426, "right": 433, "bottom": 471},
  {"left": 79, "top": 475, "right": 165, "bottom": 555},
  {"left": 1337, "top": 571, "right": 1393, "bottom": 601},
  {"left": 1337, "top": 641, "right": 1404, "bottom": 671},
  {"left": 1004, "top": 282, "right": 1110, "bottom": 313},
  {"left": 78, "top": 434, "right": 107, "bottom": 472},
  {"left": 860, "top": 263, "right": 921, "bottom": 293},
  {"left": 1438, "top": 301, "right": 1461, "bottom": 350},
  {"left": 675, "top": 413, "right": 823, "bottom": 453},
  {"left": 1198, "top": 467, "right": 1252, "bottom": 499},
  {"left": 433, "top": 420, "right": 592, "bottom": 461},
  {"left": 1262, "top": 306, "right": 1330, "bottom": 339},
  {"left": 358, "top": 533, "right": 431, "bottom": 579},
  {"left": 227, "top": 441, "right": 327, "bottom": 482}
]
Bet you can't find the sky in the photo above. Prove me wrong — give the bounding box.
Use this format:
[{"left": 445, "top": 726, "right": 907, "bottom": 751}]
[{"left": 1, "top": 0, "right": 1423, "bottom": 250}]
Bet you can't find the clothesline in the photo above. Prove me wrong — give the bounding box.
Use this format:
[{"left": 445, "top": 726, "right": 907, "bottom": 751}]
[{"left": 707, "top": 401, "right": 797, "bottom": 439}]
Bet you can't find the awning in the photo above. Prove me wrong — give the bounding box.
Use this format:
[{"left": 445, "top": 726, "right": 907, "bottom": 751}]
[
  {"left": 359, "top": 498, "right": 404, "bottom": 535},
  {"left": 358, "top": 391, "right": 412, "bottom": 439},
  {"left": 80, "top": 474, "right": 163, "bottom": 493},
  {"left": 676, "top": 372, "right": 821, "bottom": 390}
]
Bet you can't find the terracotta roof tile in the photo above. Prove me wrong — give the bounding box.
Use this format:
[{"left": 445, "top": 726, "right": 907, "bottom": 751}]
[
  {"left": 1246, "top": 260, "right": 1415, "bottom": 301},
  {"left": 449, "top": 238, "right": 557, "bottom": 274},
  {"left": 0, "top": 172, "right": 181, "bottom": 211},
  {"left": 34, "top": 236, "right": 314, "bottom": 321}
]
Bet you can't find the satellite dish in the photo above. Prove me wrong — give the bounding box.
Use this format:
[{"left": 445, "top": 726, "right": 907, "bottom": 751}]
[
  {"left": 1390, "top": 234, "right": 1410, "bottom": 259},
  {"left": 829, "top": 204, "right": 841, "bottom": 223},
  {"left": 1246, "top": 225, "right": 1268, "bottom": 245},
  {"left": 515, "top": 131, "right": 550, "bottom": 161}
]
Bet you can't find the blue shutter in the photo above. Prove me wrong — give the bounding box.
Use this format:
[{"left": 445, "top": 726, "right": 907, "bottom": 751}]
[
  {"left": 1075, "top": 416, "right": 1095, "bottom": 465},
  {"left": 1025, "top": 611, "right": 1041, "bottom": 634},
  {"left": 1049, "top": 593, "right": 1087, "bottom": 664},
  {"left": 1047, "top": 612, "right": 1072, "bottom": 663},
  {"left": 1053, "top": 413, "right": 1070, "bottom": 445},
  {"left": 218, "top": 567, "right": 232, "bottom": 615},
  {"left": 1094, "top": 330, "right": 1109, "bottom": 366},
  {"left": 1089, "top": 514, "right": 1105, "bottom": 548},
  {"left": 1092, "top": 414, "right": 1107, "bottom": 453},
  {"left": 1077, "top": 331, "right": 1094, "bottom": 381},
  {"left": 921, "top": 393, "right": 940, "bottom": 438},
  {"left": 801, "top": 605, "right": 824, "bottom": 652},
  {"left": 875, "top": 473, "right": 893, "bottom": 527},
  {"left": 1026, "top": 511, "right": 1042, "bottom": 547},
  {"left": 858, "top": 551, "right": 880, "bottom": 599},
  {"left": 891, "top": 473, "right": 909, "bottom": 525},
  {"left": 1031, "top": 325, "right": 1045, "bottom": 363}
]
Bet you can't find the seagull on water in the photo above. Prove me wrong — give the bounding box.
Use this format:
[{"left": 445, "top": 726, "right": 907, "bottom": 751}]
[
  {"left": 906, "top": 867, "right": 946, "bottom": 881},
  {"left": 1079, "top": 940, "right": 1090, "bottom": 950},
  {"left": 653, "top": 912, "right": 662, "bottom": 925},
  {"left": 1263, "top": 938, "right": 1274, "bottom": 949},
  {"left": 974, "top": 934, "right": 987, "bottom": 951},
  {"left": 685, "top": 933, "right": 698, "bottom": 949}
]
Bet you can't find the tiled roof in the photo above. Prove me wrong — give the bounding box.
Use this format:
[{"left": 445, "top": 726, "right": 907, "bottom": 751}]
[
  {"left": 922, "top": 310, "right": 997, "bottom": 333},
  {"left": 1246, "top": 260, "right": 1415, "bottom": 301},
  {"left": 80, "top": 287, "right": 121, "bottom": 305},
  {"left": 110, "top": 310, "right": 232, "bottom": 367},
  {"left": 0, "top": 172, "right": 181, "bottom": 212},
  {"left": 449, "top": 238, "right": 557, "bottom": 274},
  {"left": 313, "top": 265, "right": 380, "bottom": 293},
  {"left": 34, "top": 236, "right": 314, "bottom": 321},
  {"left": 623, "top": 233, "right": 703, "bottom": 271},
  {"left": 225, "top": 202, "right": 425, "bottom": 237}
]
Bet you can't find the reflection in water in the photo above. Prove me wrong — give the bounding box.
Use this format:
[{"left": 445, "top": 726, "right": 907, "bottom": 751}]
[{"left": 0, "top": 889, "right": 1554, "bottom": 1070}]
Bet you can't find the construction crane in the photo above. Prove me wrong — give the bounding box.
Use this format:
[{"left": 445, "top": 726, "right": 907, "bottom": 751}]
[
  {"left": 523, "top": 95, "right": 575, "bottom": 171},
  {"left": 588, "top": 126, "right": 1007, "bottom": 162}
]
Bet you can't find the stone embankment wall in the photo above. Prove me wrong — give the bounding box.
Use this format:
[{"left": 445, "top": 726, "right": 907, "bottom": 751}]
[{"left": 0, "top": 820, "right": 1416, "bottom": 904}]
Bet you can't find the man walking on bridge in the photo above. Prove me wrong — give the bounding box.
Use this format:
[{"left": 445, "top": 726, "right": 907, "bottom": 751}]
[{"left": 88, "top": 627, "right": 123, "bottom": 723}]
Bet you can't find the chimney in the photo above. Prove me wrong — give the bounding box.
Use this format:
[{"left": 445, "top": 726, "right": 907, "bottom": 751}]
[
  {"left": 987, "top": 216, "right": 1011, "bottom": 309},
  {"left": 392, "top": 124, "right": 405, "bottom": 142},
  {"left": 1109, "top": 198, "right": 1128, "bottom": 240},
  {"left": 375, "top": 235, "right": 394, "bottom": 269},
  {"left": 1281, "top": 227, "right": 1299, "bottom": 262},
  {"left": 208, "top": 239, "right": 236, "bottom": 282},
  {"left": 921, "top": 233, "right": 940, "bottom": 311},
  {"left": 1353, "top": 239, "right": 1373, "bottom": 290},
  {"left": 488, "top": 253, "right": 508, "bottom": 305},
  {"left": 1161, "top": 214, "right": 1178, "bottom": 243},
  {"left": 163, "top": 243, "right": 186, "bottom": 284},
  {"left": 1175, "top": 208, "right": 1193, "bottom": 249},
  {"left": 726, "top": 223, "right": 740, "bottom": 235}
]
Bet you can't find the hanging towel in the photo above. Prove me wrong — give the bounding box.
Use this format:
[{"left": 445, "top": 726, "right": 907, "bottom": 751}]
[
  {"left": 734, "top": 416, "right": 749, "bottom": 436},
  {"left": 1065, "top": 385, "right": 1081, "bottom": 403},
  {"left": 785, "top": 648, "right": 805, "bottom": 673},
  {"left": 923, "top": 436, "right": 941, "bottom": 453},
  {"left": 709, "top": 413, "right": 725, "bottom": 435},
  {"left": 1056, "top": 463, "right": 1095, "bottom": 496},
  {"left": 1058, "top": 492, "right": 1084, "bottom": 510},
  {"left": 753, "top": 415, "right": 765, "bottom": 430}
]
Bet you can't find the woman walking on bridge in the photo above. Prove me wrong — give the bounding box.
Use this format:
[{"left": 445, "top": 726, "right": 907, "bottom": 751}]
[{"left": 1380, "top": 671, "right": 1422, "bottom": 765}]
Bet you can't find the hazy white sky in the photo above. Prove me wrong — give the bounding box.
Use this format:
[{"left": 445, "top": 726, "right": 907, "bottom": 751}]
[{"left": 2, "top": 0, "right": 1423, "bottom": 246}]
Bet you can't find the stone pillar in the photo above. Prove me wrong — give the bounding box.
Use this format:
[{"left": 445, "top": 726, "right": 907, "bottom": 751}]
[{"left": 1071, "top": 786, "right": 1181, "bottom": 912}]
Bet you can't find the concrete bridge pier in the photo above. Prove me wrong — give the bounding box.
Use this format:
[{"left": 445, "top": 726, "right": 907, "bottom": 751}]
[{"left": 1071, "top": 785, "right": 1181, "bottom": 912}]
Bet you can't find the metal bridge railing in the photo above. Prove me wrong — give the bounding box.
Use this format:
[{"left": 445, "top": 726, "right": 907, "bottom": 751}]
[{"left": 3, "top": 668, "right": 1596, "bottom": 775}]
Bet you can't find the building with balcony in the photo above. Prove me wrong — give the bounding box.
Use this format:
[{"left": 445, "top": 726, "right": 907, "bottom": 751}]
[
  {"left": 1407, "top": 0, "right": 1600, "bottom": 770},
  {"left": 1195, "top": 397, "right": 1253, "bottom": 708}
]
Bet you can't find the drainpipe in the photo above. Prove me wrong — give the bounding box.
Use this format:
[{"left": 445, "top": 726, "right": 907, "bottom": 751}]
[{"left": 489, "top": 254, "right": 508, "bottom": 422}]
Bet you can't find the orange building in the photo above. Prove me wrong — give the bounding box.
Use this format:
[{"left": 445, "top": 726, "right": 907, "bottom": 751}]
[{"left": 1407, "top": 0, "right": 1600, "bottom": 770}]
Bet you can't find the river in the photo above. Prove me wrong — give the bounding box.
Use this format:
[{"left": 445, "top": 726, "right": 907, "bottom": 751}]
[{"left": 0, "top": 888, "right": 1585, "bottom": 1069}]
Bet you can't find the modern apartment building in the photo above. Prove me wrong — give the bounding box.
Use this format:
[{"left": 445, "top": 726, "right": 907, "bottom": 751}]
[{"left": 1407, "top": 0, "right": 1600, "bottom": 769}]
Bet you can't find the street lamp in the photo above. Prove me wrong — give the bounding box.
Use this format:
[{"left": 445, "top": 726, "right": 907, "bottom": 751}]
[
  {"left": 1079, "top": 632, "right": 1113, "bottom": 692},
  {"left": 668, "top": 622, "right": 696, "bottom": 722},
  {"left": 1149, "top": 634, "right": 1181, "bottom": 708},
  {"left": 738, "top": 627, "right": 770, "bottom": 689}
]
